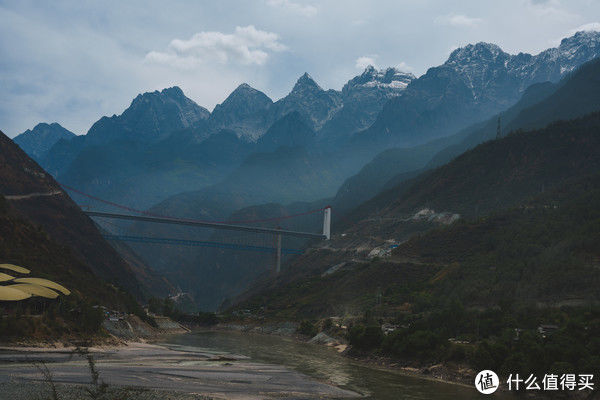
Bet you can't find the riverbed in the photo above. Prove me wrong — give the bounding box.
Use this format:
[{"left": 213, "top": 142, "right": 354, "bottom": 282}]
[
  {"left": 0, "top": 331, "right": 516, "bottom": 399},
  {"left": 163, "top": 330, "right": 515, "bottom": 399}
]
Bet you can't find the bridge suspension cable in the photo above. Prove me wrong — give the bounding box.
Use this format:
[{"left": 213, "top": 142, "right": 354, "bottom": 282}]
[
  {"left": 60, "top": 183, "right": 331, "bottom": 274},
  {"left": 59, "top": 183, "right": 328, "bottom": 225},
  {"left": 84, "top": 211, "right": 327, "bottom": 239}
]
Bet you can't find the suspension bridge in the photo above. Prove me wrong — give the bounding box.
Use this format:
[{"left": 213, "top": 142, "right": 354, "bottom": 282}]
[{"left": 60, "top": 184, "right": 331, "bottom": 274}]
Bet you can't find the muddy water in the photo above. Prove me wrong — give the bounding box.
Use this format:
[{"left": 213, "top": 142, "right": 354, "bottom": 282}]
[{"left": 165, "top": 331, "right": 515, "bottom": 399}]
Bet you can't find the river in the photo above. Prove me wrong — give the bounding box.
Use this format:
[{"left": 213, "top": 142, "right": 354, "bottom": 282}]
[{"left": 163, "top": 330, "right": 515, "bottom": 399}]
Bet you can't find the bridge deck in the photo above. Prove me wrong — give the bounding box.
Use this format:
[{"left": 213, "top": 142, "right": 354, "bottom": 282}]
[{"left": 84, "top": 211, "right": 326, "bottom": 239}]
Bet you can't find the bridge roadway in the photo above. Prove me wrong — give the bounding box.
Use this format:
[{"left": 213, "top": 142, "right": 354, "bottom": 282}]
[{"left": 84, "top": 211, "right": 326, "bottom": 239}]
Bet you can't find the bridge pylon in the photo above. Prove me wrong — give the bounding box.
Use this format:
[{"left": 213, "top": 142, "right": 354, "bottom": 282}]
[{"left": 323, "top": 206, "right": 331, "bottom": 240}]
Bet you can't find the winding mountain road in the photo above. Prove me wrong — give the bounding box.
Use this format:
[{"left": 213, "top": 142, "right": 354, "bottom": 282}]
[{"left": 4, "top": 190, "right": 62, "bottom": 200}]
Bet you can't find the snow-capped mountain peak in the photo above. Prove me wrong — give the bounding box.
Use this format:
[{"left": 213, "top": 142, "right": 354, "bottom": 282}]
[
  {"left": 560, "top": 30, "right": 600, "bottom": 51},
  {"left": 446, "top": 42, "right": 507, "bottom": 66},
  {"left": 345, "top": 66, "right": 415, "bottom": 94}
]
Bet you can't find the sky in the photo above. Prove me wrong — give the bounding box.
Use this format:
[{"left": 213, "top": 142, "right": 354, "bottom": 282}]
[{"left": 1, "top": 0, "right": 599, "bottom": 137}]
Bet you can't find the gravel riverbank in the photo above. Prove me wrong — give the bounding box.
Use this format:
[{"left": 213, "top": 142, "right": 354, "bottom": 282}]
[{"left": 0, "top": 341, "right": 360, "bottom": 399}]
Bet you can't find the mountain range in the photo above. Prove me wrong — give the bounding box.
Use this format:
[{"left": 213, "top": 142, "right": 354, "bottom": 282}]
[
  {"left": 15, "top": 31, "right": 600, "bottom": 209},
  {"left": 333, "top": 55, "right": 600, "bottom": 216},
  {"left": 206, "top": 53, "right": 600, "bottom": 311},
  {"left": 126, "top": 34, "right": 600, "bottom": 309},
  {"left": 352, "top": 30, "right": 600, "bottom": 150},
  {"left": 10, "top": 30, "right": 600, "bottom": 309},
  {"left": 233, "top": 86, "right": 600, "bottom": 320}
]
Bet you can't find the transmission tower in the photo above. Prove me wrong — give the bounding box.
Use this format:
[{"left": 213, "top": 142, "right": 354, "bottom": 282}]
[{"left": 496, "top": 116, "right": 502, "bottom": 139}]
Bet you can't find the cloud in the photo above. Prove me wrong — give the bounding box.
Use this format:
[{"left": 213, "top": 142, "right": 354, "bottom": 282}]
[
  {"left": 435, "top": 13, "right": 483, "bottom": 28},
  {"left": 145, "top": 25, "right": 287, "bottom": 68},
  {"left": 355, "top": 56, "right": 377, "bottom": 70},
  {"left": 4, "top": 1, "right": 600, "bottom": 136},
  {"left": 266, "top": 0, "right": 317, "bottom": 17},
  {"left": 548, "top": 22, "right": 600, "bottom": 47},
  {"left": 396, "top": 61, "right": 413, "bottom": 72},
  {"left": 529, "top": 0, "right": 559, "bottom": 6},
  {"left": 355, "top": 57, "right": 413, "bottom": 73},
  {"left": 567, "top": 22, "right": 600, "bottom": 35},
  {"left": 526, "top": 0, "right": 577, "bottom": 24}
]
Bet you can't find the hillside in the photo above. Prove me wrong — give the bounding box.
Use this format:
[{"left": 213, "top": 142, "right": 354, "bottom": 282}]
[
  {"left": 0, "top": 196, "right": 139, "bottom": 311},
  {"left": 0, "top": 129, "right": 165, "bottom": 299},
  {"left": 331, "top": 136, "right": 452, "bottom": 215},
  {"left": 0, "top": 195, "right": 150, "bottom": 340},
  {"left": 378, "top": 112, "right": 600, "bottom": 219},
  {"left": 237, "top": 172, "right": 600, "bottom": 318},
  {"left": 428, "top": 57, "right": 600, "bottom": 169},
  {"left": 232, "top": 110, "right": 600, "bottom": 318},
  {"left": 0, "top": 129, "right": 161, "bottom": 340},
  {"left": 57, "top": 128, "right": 252, "bottom": 209},
  {"left": 229, "top": 173, "right": 600, "bottom": 379}
]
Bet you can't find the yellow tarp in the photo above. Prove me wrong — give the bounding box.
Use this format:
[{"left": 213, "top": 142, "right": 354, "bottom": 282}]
[
  {"left": 6, "top": 284, "right": 59, "bottom": 299},
  {"left": 13, "top": 278, "right": 70, "bottom": 295},
  {"left": 0, "top": 272, "right": 14, "bottom": 282},
  {"left": 0, "top": 286, "right": 32, "bottom": 301},
  {"left": 0, "top": 264, "right": 30, "bottom": 274}
]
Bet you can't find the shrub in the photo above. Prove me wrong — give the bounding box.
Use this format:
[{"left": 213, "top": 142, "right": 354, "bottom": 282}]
[
  {"left": 348, "top": 324, "right": 384, "bottom": 350},
  {"left": 297, "top": 320, "right": 317, "bottom": 337}
]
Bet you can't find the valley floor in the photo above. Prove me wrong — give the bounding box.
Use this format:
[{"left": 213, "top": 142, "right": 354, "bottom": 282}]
[
  {"left": 213, "top": 322, "right": 477, "bottom": 388},
  {"left": 0, "top": 341, "right": 359, "bottom": 400}
]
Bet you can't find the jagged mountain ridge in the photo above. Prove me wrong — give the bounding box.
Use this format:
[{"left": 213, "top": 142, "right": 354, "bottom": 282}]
[
  {"left": 119, "top": 31, "right": 600, "bottom": 309},
  {"left": 343, "top": 66, "right": 415, "bottom": 95},
  {"left": 31, "top": 66, "right": 413, "bottom": 209},
  {"left": 35, "top": 86, "right": 212, "bottom": 177},
  {"left": 13, "top": 122, "right": 76, "bottom": 160},
  {"left": 35, "top": 30, "right": 600, "bottom": 190},
  {"left": 85, "top": 86, "right": 210, "bottom": 145},
  {"left": 14, "top": 31, "right": 600, "bottom": 307},
  {"left": 353, "top": 30, "right": 600, "bottom": 149},
  {"left": 332, "top": 57, "right": 600, "bottom": 217},
  {"left": 267, "top": 73, "right": 343, "bottom": 132},
  {"left": 209, "top": 83, "right": 273, "bottom": 140},
  {"left": 204, "top": 67, "right": 415, "bottom": 143},
  {"left": 317, "top": 66, "right": 415, "bottom": 142},
  {"left": 186, "top": 56, "right": 600, "bottom": 310},
  {"left": 23, "top": 30, "right": 600, "bottom": 163},
  {"left": 337, "top": 57, "right": 600, "bottom": 230}
]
